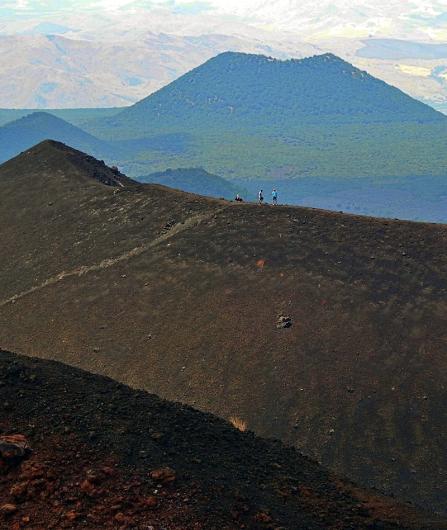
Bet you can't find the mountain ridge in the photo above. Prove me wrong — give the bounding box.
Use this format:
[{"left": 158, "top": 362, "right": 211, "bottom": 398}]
[
  {"left": 1, "top": 142, "right": 447, "bottom": 515},
  {"left": 0, "top": 139, "right": 133, "bottom": 188}
]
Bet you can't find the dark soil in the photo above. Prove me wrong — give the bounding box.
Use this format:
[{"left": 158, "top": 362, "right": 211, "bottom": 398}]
[
  {"left": 1, "top": 141, "right": 447, "bottom": 515},
  {"left": 0, "top": 349, "right": 445, "bottom": 530}
]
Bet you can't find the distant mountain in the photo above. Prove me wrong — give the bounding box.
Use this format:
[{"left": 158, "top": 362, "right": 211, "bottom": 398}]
[
  {"left": 88, "top": 52, "right": 447, "bottom": 180},
  {"left": 0, "top": 112, "right": 115, "bottom": 163},
  {"left": 110, "top": 52, "right": 443, "bottom": 131},
  {"left": 139, "top": 167, "right": 242, "bottom": 199},
  {"left": 0, "top": 33, "right": 318, "bottom": 108},
  {"left": 23, "top": 22, "right": 73, "bottom": 35},
  {"left": 357, "top": 38, "right": 447, "bottom": 60},
  {"left": 2, "top": 3, "right": 447, "bottom": 111},
  {"left": 0, "top": 107, "right": 122, "bottom": 128}
]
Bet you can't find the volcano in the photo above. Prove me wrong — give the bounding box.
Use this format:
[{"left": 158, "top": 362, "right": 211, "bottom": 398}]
[{"left": 0, "top": 141, "right": 446, "bottom": 515}]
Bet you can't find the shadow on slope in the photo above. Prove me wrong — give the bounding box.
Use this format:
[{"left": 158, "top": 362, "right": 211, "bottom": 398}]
[{"left": 0, "top": 349, "right": 445, "bottom": 529}]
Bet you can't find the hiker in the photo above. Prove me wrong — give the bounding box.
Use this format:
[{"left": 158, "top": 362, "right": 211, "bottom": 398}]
[
  {"left": 272, "top": 189, "right": 278, "bottom": 205},
  {"left": 235, "top": 193, "right": 243, "bottom": 202},
  {"left": 258, "top": 189, "right": 264, "bottom": 204}
]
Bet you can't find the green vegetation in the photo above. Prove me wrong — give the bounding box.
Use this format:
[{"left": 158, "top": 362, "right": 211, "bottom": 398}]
[
  {"left": 2, "top": 52, "right": 447, "bottom": 186},
  {"left": 83, "top": 52, "right": 447, "bottom": 180},
  {"left": 117, "top": 123, "right": 447, "bottom": 180}
]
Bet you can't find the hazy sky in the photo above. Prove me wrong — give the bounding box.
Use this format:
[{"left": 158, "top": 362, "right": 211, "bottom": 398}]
[
  {"left": 1, "top": 0, "right": 447, "bottom": 110},
  {"left": 1, "top": 0, "right": 447, "bottom": 42}
]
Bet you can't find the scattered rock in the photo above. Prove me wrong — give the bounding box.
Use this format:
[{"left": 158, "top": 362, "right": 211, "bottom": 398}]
[
  {"left": 0, "top": 434, "right": 31, "bottom": 465},
  {"left": 144, "top": 495, "right": 158, "bottom": 508},
  {"left": 149, "top": 467, "right": 176, "bottom": 485},
  {"left": 65, "top": 510, "right": 79, "bottom": 521},
  {"left": 276, "top": 316, "right": 292, "bottom": 329},
  {"left": 114, "top": 512, "right": 130, "bottom": 524},
  {"left": 0, "top": 503, "right": 17, "bottom": 516},
  {"left": 164, "top": 220, "right": 176, "bottom": 230},
  {"left": 254, "top": 511, "right": 272, "bottom": 523}
]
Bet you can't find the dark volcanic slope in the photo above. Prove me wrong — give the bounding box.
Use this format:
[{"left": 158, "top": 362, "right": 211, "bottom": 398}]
[
  {"left": 0, "top": 349, "right": 444, "bottom": 530},
  {"left": 1, "top": 141, "right": 447, "bottom": 515}
]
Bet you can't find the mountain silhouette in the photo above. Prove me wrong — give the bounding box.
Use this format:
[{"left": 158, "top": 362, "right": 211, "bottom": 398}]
[
  {"left": 139, "top": 167, "right": 242, "bottom": 199},
  {"left": 0, "top": 112, "right": 116, "bottom": 164}
]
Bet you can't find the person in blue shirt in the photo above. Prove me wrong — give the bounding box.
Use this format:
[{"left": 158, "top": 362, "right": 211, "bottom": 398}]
[{"left": 272, "top": 189, "right": 278, "bottom": 205}]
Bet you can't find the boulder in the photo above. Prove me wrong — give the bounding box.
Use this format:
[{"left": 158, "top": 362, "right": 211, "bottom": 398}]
[
  {"left": 276, "top": 316, "right": 292, "bottom": 329},
  {"left": 0, "top": 435, "right": 30, "bottom": 464}
]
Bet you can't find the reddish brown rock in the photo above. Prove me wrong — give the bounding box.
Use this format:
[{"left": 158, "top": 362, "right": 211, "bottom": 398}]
[
  {"left": 114, "top": 511, "right": 130, "bottom": 524},
  {"left": 149, "top": 467, "right": 176, "bottom": 485},
  {"left": 143, "top": 495, "right": 158, "bottom": 508},
  {"left": 65, "top": 510, "right": 80, "bottom": 521},
  {"left": 80, "top": 479, "right": 95, "bottom": 496},
  {"left": 9, "top": 481, "right": 28, "bottom": 500},
  {"left": 0, "top": 434, "right": 30, "bottom": 462},
  {"left": 255, "top": 511, "right": 273, "bottom": 523},
  {"left": 0, "top": 503, "right": 18, "bottom": 515}
]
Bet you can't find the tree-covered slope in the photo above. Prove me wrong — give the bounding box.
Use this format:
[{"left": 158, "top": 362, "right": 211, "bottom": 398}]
[
  {"left": 87, "top": 52, "right": 447, "bottom": 179},
  {"left": 105, "top": 52, "right": 444, "bottom": 131}
]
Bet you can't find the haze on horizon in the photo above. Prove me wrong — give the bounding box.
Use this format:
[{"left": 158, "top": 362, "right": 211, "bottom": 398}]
[
  {"left": 2, "top": 0, "right": 447, "bottom": 41},
  {"left": 0, "top": 0, "right": 447, "bottom": 110}
]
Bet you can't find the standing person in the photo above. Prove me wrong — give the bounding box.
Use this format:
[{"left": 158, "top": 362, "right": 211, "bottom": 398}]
[
  {"left": 272, "top": 189, "right": 278, "bottom": 205},
  {"left": 258, "top": 189, "right": 264, "bottom": 204}
]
